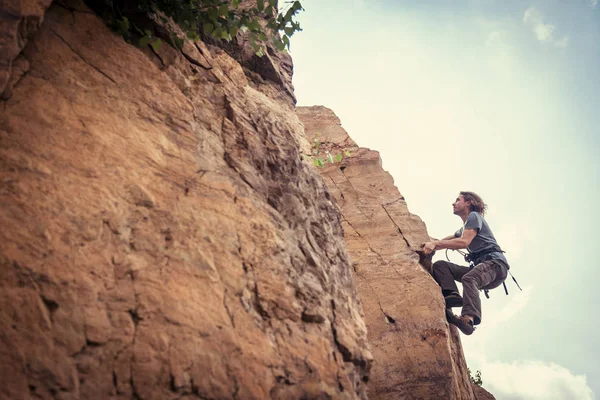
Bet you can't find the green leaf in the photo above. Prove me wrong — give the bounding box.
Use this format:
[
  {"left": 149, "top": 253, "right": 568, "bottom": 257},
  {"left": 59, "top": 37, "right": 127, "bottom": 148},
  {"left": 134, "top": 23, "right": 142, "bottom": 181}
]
[
  {"left": 204, "top": 23, "right": 215, "bottom": 35},
  {"left": 282, "top": 34, "right": 290, "bottom": 49},
  {"left": 117, "top": 16, "right": 129, "bottom": 34},
  {"left": 139, "top": 35, "right": 151, "bottom": 48},
  {"left": 274, "top": 37, "right": 286, "bottom": 51},
  {"left": 257, "top": 0, "right": 264, "bottom": 12},
  {"left": 229, "top": 26, "right": 238, "bottom": 37},
  {"left": 327, "top": 153, "right": 334, "bottom": 163},
  {"left": 344, "top": 150, "right": 351, "bottom": 157},
  {"left": 213, "top": 27, "right": 223, "bottom": 39},
  {"left": 218, "top": 4, "right": 229, "bottom": 17},
  {"left": 268, "top": 0, "right": 277, "bottom": 6},
  {"left": 250, "top": 38, "right": 260, "bottom": 52},
  {"left": 292, "top": 1, "right": 303, "bottom": 12},
  {"left": 248, "top": 18, "right": 260, "bottom": 31},
  {"left": 314, "top": 158, "right": 325, "bottom": 167},
  {"left": 335, "top": 153, "right": 343, "bottom": 162},
  {"left": 150, "top": 38, "right": 162, "bottom": 52},
  {"left": 284, "top": 8, "right": 295, "bottom": 21},
  {"left": 284, "top": 26, "right": 294, "bottom": 36},
  {"left": 271, "top": 35, "right": 282, "bottom": 50},
  {"left": 207, "top": 7, "right": 218, "bottom": 21},
  {"left": 173, "top": 36, "right": 183, "bottom": 49},
  {"left": 232, "top": 0, "right": 239, "bottom": 9},
  {"left": 187, "top": 30, "right": 199, "bottom": 40}
]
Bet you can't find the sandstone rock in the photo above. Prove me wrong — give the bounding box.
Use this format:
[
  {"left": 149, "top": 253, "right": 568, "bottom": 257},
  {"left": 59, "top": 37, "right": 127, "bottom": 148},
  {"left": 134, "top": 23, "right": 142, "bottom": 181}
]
[
  {"left": 0, "top": 3, "right": 371, "bottom": 399},
  {"left": 298, "top": 105, "right": 477, "bottom": 399},
  {"left": 0, "top": 0, "right": 53, "bottom": 93},
  {"left": 1, "top": 54, "right": 30, "bottom": 99}
]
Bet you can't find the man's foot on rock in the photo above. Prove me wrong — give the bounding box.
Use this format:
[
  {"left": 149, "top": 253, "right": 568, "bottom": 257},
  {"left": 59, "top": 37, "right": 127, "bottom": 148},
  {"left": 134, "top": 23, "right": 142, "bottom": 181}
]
[
  {"left": 445, "top": 309, "right": 475, "bottom": 335},
  {"left": 444, "top": 292, "right": 463, "bottom": 308}
]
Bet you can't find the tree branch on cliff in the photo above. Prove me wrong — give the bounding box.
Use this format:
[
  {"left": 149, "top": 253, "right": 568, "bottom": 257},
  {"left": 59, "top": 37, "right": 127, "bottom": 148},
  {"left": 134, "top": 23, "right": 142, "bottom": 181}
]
[{"left": 85, "top": 0, "right": 303, "bottom": 57}]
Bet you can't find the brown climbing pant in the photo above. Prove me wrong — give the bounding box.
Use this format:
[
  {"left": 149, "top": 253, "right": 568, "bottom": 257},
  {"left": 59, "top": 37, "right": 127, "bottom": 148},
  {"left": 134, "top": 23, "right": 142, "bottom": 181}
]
[{"left": 432, "top": 259, "right": 508, "bottom": 325}]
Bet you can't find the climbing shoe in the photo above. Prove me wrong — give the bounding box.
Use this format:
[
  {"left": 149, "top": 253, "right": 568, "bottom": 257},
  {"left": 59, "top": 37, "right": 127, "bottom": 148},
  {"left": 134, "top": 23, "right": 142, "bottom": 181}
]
[
  {"left": 444, "top": 293, "right": 463, "bottom": 308},
  {"left": 445, "top": 309, "right": 475, "bottom": 335}
]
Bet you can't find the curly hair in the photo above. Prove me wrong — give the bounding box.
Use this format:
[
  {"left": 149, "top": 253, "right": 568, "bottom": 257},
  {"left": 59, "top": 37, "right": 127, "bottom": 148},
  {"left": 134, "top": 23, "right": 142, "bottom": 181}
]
[{"left": 460, "top": 191, "right": 488, "bottom": 216}]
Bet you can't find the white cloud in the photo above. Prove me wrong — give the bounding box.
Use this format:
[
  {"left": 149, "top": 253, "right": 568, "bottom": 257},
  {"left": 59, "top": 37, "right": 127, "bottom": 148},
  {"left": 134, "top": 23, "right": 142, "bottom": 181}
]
[
  {"left": 488, "top": 285, "right": 532, "bottom": 327},
  {"left": 590, "top": 0, "right": 598, "bottom": 8},
  {"left": 523, "top": 7, "right": 555, "bottom": 41},
  {"left": 523, "top": 7, "right": 569, "bottom": 47},
  {"left": 481, "top": 360, "right": 595, "bottom": 400}
]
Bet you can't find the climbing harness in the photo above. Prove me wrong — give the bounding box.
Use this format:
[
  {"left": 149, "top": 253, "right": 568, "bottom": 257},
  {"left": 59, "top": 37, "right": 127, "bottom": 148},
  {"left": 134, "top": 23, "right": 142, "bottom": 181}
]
[{"left": 445, "top": 247, "right": 522, "bottom": 299}]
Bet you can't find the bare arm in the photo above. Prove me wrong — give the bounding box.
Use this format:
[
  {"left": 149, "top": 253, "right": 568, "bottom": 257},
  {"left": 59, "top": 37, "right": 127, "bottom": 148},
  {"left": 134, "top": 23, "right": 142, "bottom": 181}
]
[
  {"left": 422, "top": 229, "right": 477, "bottom": 254},
  {"left": 435, "top": 228, "right": 477, "bottom": 250}
]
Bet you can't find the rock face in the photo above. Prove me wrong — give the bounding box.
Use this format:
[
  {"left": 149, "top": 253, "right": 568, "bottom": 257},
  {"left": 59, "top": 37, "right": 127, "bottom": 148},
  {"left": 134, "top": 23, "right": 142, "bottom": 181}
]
[
  {"left": 0, "top": 0, "right": 53, "bottom": 96},
  {"left": 297, "top": 106, "right": 477, "bottom": 399},
  {"left": 0, "top": 3, "right": 372, "bottom": 399}
]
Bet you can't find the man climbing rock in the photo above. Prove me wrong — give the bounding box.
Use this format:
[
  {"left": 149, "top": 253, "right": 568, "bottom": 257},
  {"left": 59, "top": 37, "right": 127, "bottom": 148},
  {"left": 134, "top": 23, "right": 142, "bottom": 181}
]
[{"left": 421, "top": 191, "right": 510, "bottom": 335}]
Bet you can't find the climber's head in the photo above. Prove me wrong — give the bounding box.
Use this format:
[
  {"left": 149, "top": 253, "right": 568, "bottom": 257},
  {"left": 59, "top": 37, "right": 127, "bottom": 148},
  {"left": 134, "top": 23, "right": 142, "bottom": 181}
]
[{"left": 453, "top": 191, "right": 487, "bottom": 217}]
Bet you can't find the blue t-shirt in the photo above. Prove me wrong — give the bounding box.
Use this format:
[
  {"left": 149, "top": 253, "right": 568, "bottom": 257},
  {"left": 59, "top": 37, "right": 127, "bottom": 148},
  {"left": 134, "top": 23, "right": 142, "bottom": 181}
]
[{"left": 455, "top": 211, "right": 508, "bottom": 265}]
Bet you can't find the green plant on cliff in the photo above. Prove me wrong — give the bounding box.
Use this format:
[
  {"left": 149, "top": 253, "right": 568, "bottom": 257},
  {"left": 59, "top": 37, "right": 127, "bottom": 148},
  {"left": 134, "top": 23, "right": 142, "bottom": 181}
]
[
  {"left": 468, "top": 368, "right": 483, "bottom": 386},
  {"left": 90, "top": 0, "right": 303, "bottom": 56},
  {"left": 311, "top": 136, "right": 351, "bottom": 168}
]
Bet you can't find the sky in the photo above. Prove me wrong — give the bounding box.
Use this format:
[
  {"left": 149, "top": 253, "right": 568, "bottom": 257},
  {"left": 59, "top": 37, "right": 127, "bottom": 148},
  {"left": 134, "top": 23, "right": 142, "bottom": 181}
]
[{"left": 290, "top": 0, "right": 600, "bottom": 399}]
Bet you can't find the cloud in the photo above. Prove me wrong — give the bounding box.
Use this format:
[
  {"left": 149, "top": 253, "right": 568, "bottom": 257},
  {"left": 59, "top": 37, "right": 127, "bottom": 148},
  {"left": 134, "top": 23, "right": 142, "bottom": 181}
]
[
  {"left": 480, "top": 360, "right": 595, "bottom": 400},
  {"left": 523, "top": 7, "right": 555, "bottom": 41},
  {"left": 590, "top": 0, "right": 598, "bottom": 8},
  {"left": 523, "top": 7, "right": 569, "bottom": 47},
  {"left": 490, "top": 285, "right": 532, "bottom": 326}
]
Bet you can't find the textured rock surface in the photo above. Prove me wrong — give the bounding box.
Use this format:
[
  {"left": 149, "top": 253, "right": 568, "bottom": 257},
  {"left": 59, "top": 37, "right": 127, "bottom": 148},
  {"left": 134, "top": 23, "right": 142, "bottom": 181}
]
[
  {"left": 0, "top": 3, "right": 372, "bottom": 399},
  {"left": 198, "top": 0, "right": 297, "bottom": 108},
  {"left": 0, "top": 0, "right": 53, "bottom": 94},
  {"left": 298, "top": 106, "right": 477, "bottom": 399}
]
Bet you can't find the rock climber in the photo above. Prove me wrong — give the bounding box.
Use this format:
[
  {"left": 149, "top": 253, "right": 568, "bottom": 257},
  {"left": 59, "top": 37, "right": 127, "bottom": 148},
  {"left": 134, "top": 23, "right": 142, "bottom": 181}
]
[{"left": 421, "top": 191, "right": 510, "bottom": 335}]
